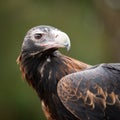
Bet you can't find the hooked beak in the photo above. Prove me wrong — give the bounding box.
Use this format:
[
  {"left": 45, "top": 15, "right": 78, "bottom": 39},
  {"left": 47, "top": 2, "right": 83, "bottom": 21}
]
[
  {"left": 40, "top": 29, "right": 71, "bottom": 51},
  {"left": 53, "top": 30, "right": 71, "bottom": 51}
]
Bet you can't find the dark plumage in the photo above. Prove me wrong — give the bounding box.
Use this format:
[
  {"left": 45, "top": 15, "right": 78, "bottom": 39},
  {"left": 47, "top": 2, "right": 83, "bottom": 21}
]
[
  {"left": 58, "top": 63, "right": 120, "bottom": 120},
  {"left": 17, "top": 25, "right": 120, "bottom": 120}
]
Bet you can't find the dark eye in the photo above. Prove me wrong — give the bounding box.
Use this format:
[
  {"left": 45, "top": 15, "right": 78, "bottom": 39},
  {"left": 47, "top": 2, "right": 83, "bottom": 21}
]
[{"left": 34, "top": 33, "right": 42, "bottom": 40}]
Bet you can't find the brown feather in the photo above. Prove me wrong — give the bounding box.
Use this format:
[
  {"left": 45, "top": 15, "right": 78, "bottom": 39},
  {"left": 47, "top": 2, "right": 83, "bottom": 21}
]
[
  {"left": 17, "top": 50, "right": 90, "bottom": 120},
  {"left": 57, "top": 63, "right": 120, "bottom": 120}
]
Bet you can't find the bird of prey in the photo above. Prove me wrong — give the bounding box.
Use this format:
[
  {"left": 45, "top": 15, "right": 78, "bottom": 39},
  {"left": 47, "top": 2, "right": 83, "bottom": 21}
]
[{"left": 17, "top": 25, "right": 120, "bottom": 120}]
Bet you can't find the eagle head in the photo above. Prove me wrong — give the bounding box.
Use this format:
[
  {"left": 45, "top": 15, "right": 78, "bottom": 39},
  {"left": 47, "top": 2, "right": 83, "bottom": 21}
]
[{"left": 21, "top": 25, "right": 71, "bottom": 54}]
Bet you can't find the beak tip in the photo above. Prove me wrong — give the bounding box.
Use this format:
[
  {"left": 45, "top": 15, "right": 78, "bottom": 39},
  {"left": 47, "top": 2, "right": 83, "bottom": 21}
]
[
  {"left": 64, "top": 42, "right": 71, "bottom": 51},
  {"left": 67, "top": 45, "right": 71, "bottom": 51}
]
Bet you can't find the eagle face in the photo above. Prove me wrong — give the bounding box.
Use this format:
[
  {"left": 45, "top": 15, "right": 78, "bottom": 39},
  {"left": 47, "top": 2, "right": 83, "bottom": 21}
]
[{"left": 22, "top": 25, "right": 71, "bottom": 54}]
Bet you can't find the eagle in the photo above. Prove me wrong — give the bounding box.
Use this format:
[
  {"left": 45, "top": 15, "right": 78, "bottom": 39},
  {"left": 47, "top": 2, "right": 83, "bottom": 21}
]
[{"left": 17, "top": 25, "right": 120, "bottom": 120}]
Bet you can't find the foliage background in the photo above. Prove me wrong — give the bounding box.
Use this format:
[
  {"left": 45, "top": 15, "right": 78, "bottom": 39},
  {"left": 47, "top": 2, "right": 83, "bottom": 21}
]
[{"left": 0, "top": 0, "right": 120, "bottom": 120}]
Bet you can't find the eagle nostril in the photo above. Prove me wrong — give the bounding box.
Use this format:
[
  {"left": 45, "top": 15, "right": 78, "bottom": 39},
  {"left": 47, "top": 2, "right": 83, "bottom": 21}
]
[{"left": 55, "top": 34, "right": 59, "bottom": 38}]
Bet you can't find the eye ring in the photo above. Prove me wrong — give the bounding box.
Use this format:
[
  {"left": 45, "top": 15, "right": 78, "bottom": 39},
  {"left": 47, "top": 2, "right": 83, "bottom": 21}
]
[{"left": 34, "top": 33, "right": 43, "bottom": 40}]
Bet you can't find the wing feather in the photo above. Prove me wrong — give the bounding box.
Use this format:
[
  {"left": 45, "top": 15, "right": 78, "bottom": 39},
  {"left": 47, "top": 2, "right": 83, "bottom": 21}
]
[{"left": 57, "top": 63, "right": 120, "bottom": 120}]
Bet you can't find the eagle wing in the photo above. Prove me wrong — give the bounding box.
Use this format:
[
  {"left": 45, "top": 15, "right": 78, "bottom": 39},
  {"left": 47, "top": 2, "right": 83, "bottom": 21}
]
[{"left": 57, "top": 63, "right": 120, "bottom": 120}]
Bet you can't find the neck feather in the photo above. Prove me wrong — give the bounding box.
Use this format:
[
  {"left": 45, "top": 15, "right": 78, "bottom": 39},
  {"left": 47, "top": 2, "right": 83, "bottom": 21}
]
[{"left": 18, "top": 50, "right": 89, "bottom": 100}]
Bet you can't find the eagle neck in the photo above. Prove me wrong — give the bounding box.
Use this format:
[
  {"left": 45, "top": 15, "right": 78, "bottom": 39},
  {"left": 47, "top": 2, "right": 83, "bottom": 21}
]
[
  {"left": 19, "top": 50, "right": 82, "bottom": 120},
  {"left": 20, "top": 50, "right": 68, "bottom": 100}
]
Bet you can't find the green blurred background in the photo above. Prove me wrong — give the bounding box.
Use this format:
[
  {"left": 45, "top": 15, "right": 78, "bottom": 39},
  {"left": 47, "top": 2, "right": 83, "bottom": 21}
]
[{"left": 0, "top": 0, "right": 120, "bottom": 120}]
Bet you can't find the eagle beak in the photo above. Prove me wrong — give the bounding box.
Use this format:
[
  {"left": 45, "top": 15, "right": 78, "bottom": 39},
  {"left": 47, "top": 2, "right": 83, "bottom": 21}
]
[{"left": 52, "top": 30, "right": 71, "bottom": 51}]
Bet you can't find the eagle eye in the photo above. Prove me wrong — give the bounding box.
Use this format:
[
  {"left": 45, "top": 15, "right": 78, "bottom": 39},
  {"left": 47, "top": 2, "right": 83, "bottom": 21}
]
[{"left": 34, "top": 33, "right": 42, "bottom": 40}]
